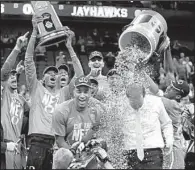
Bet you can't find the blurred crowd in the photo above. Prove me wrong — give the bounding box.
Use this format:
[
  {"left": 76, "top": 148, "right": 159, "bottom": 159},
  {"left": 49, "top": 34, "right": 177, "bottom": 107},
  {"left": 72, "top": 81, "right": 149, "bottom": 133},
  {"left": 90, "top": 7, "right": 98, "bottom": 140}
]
[{"left": 1, "top": 28, "right": 194, "bottom": 100}]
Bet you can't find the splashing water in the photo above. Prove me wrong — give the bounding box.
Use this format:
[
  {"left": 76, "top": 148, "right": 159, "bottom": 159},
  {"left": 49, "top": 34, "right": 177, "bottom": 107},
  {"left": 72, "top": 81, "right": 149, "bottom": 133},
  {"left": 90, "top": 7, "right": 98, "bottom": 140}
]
[
  {"left": 125, "top": 32, "right": 151, "bottom": 55},
  {"left": 97, "top": 46, "right": 156, "bottom": 168},
  {"left": 115, "top": 46, "right": 154, "bottom": 89}
]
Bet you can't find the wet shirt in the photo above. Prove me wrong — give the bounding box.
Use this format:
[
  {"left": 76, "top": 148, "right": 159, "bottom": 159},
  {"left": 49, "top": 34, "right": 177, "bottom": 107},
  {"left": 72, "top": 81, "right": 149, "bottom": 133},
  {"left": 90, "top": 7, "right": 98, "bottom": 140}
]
[
  {"left": 122, "top": 95, "right": 173, "bottom": 150},
  {"left": 52, "top": 99, "right": 101, "bottom": 145}
]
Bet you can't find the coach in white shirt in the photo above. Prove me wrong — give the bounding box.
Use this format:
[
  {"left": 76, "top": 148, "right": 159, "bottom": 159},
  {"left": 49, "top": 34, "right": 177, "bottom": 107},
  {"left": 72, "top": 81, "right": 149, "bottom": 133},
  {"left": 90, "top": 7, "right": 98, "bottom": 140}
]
[{"left": 122, "top": 82, "right": 174, "bottom": 169}]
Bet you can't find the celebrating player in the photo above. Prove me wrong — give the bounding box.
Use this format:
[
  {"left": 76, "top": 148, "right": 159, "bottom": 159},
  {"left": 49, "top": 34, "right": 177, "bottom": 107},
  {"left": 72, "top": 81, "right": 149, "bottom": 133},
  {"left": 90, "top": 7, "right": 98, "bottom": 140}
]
[
  {"left": 24, "top": 15, "right": 83, "bottom": 170},
  {"left": 52, "top": 75, "right": 113, "bottom": 168},
  {"left": 1, "top": 32, "right": 29, "bottom": 169}
]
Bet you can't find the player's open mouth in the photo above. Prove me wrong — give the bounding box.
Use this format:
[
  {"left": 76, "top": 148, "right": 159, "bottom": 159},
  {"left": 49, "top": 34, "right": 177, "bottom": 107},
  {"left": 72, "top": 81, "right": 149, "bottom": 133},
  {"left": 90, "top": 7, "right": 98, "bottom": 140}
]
[
  {"left": 61, "top": 77, "right": 66, "bottom": 82},
  {"left": 11, "top": 80, "right": 17, "bottom": 84},
  {"left": 50, "top": 78, "right": 56, "bottom": 82}
]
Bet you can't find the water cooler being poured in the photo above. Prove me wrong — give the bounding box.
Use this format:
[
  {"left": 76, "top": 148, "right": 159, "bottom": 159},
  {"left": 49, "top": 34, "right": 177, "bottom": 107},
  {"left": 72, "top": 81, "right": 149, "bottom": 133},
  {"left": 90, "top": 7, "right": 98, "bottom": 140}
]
[{"left": 118, "top": 10, "right": 168, "bottom": 62}]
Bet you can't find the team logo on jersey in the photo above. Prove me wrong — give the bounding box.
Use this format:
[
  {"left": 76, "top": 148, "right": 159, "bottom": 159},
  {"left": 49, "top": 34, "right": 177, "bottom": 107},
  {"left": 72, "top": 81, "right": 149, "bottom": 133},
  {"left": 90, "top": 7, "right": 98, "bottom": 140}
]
[
  {"left": 72, "top": 122, "right": 92, "bottom": 142},
  {"left": 42, "top": 93, "right": 59, "bottom": 114},
  {"left": 10, "top": 97, "right": 23, "bottom": 125}
]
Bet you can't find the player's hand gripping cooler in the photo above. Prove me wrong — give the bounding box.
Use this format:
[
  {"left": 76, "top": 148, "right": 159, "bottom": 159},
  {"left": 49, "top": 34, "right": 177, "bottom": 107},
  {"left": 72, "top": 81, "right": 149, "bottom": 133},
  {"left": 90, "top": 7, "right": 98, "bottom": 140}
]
[{"left": 68, "top": 138, "right": 110, "bottom": 169}]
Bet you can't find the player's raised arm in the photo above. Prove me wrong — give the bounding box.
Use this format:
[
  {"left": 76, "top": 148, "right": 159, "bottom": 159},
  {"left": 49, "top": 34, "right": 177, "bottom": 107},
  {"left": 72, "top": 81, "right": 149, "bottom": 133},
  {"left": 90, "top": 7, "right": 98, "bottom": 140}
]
[
  {"left": 24, "top": 15, "right": 43, "bottom": 93},
  {"left": 164, "top": 44, "right": 174, "bottom": 74},
  {"left": 1, "top": 32, "right": 28, "bottom": 81},
  {"left": 61, "top": 29, "right": 84, "bottom": 97},
  {"left": 66, "top": 29, "right": 84, "bottom": 78}
]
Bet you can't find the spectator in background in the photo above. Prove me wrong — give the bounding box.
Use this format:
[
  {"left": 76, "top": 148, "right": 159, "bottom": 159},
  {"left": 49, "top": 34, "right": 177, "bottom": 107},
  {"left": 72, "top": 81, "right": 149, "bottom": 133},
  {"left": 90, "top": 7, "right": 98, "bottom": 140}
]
[
  {"left": 8, "top": 34, "right": 16, "bottom": 48},
  {"left": 77, "top": 36, "right": 85, "bottom": 46},
  {"left": 180, "top": 52, "right": 185, "bottom": 63},
  {"left": 185, "top": 57, "right": 194, "bottom": 82},
  {"left": 91, "top": 28, "right": 100, "bottom": 45},
  {"left": 103, "top": 52, "right": 116, "bottom": 75},
  {"left": 35, "top": 45, "right": 46, "bottom": 57},
  {"left": 102, "top": 31, "right": 111, "bottom": 48},
  {"left": 2, "top": 34, "right": 9, "bottom": 45},
  {"left": 86, "top": 32, "right": 95, "bottom": 52},
  {"left": 77, "top": 36, "right": 86, "bottom": 54},
  {"left": 113, "top": 32, "right": 120, "bottom": 52},
  {"left": 56, "top": 51, "right": 68, "bottom": 67},
  {"left": 16, "top": 32, "right": 23, "bottom": 39},
  {"left": 176, "top": 57, "right": 188, "bottom": 81}
]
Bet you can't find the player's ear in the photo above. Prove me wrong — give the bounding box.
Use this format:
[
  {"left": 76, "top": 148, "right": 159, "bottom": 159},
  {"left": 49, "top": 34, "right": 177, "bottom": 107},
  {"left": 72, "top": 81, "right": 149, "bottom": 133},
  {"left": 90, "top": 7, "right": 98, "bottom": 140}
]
[
  {"left": 88, "top": 60, "right": 93, "bottom": 68},
  {"left": 73, "top": 87, "right": 76, "bottom": 98}
]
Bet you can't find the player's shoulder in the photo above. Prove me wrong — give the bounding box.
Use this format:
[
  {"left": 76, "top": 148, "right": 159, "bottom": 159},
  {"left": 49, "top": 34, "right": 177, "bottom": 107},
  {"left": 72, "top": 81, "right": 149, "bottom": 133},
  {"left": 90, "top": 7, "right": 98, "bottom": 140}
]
[{"left": 55, "top": 99, "right": 73, "bottom": 114}]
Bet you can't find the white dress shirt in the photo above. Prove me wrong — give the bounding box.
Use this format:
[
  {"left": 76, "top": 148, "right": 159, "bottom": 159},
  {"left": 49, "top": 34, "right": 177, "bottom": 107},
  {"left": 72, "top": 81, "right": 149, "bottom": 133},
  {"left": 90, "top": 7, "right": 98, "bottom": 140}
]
[{"left": 122, "top": 94, "right": 174, "bottom": 150}]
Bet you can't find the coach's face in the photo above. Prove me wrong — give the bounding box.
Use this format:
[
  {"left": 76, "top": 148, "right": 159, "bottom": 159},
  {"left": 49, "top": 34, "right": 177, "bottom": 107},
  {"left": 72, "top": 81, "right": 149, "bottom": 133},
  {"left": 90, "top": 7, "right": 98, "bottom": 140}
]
[
  {"left": 7, "top": 73, "right": 18, "bottom": 90},
  {"left": 74, "top": 85, "right": 91, "bottom": 109},
  {"left": 126, "top": 85, "right": 144, "bottom": 110},
  {"left": 44, "top": 70, "right": 58, "bottom": 88}
]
